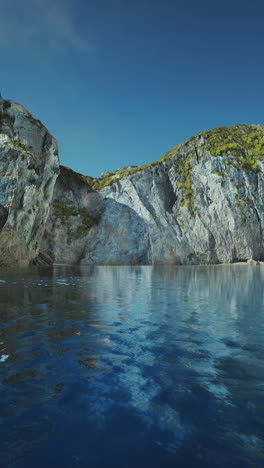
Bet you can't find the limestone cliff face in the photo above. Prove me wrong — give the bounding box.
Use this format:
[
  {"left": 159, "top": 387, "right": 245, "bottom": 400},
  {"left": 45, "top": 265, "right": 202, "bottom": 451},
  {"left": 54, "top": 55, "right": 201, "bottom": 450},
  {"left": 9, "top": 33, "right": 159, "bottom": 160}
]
[
  {"left": 40, "top": 166, "right": 150, "bottom": 265},
  {"left": 41, "top": 124, "right": 264, "bottom": 265},
  {"left": 0, "top": 97, "right": 59, "bottom": 267}
]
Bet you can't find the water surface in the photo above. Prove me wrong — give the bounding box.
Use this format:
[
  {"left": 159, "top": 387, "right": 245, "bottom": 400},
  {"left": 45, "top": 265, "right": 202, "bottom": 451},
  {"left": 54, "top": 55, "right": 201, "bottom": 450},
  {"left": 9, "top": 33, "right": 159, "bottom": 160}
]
[{"left": 0, "top": 265, "right": 264, "bottom": 467}]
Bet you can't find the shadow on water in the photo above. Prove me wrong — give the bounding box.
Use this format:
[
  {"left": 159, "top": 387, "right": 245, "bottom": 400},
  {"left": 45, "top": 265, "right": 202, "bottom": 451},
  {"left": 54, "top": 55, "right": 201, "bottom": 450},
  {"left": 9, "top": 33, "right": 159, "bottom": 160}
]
[{"left": 0, "top": 265, "right": 264, "bottom": 467}]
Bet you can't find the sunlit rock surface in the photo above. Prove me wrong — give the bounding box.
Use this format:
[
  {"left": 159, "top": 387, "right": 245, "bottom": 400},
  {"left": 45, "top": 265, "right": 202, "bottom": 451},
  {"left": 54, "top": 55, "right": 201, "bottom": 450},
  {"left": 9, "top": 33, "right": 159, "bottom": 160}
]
[
  {"left": 41, "top": 124, "right": 264, "bottom": 265},
  {"left": 0, "top": 97, "right": 59, "bottom": 267}
]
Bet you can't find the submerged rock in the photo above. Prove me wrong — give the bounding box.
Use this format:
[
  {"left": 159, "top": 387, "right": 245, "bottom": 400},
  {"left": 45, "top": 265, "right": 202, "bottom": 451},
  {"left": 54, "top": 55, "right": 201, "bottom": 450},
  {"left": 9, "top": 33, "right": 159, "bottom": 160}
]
[
  {"left": 41, "top": 124, "right": 264, "bottom": 265},
  {"left": 0, "top": 96, "right": 59, "bottom": 267}
]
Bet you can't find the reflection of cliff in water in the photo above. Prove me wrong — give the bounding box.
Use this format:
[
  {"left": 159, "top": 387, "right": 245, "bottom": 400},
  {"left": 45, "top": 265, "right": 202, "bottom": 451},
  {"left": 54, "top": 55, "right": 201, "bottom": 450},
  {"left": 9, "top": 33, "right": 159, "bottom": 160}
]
[
  {"left": 73, "top": 265, "right": 264, "bottom": 459},
  {"left": 0, "top": 265, "right": 264, "bottom": 465}
]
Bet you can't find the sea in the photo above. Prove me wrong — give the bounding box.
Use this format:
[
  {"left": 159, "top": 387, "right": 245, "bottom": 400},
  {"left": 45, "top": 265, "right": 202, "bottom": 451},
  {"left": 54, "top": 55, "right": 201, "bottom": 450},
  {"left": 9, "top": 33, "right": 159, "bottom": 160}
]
[{"left": 0, "top": 265, "right": 264, "bottom": 468}]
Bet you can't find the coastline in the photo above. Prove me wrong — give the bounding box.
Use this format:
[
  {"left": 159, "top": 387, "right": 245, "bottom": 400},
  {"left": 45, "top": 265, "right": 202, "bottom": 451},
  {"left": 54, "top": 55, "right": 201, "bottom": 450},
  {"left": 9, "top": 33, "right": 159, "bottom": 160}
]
[{"left": 52, "top": 261, "right": 264, "bottom": 267}]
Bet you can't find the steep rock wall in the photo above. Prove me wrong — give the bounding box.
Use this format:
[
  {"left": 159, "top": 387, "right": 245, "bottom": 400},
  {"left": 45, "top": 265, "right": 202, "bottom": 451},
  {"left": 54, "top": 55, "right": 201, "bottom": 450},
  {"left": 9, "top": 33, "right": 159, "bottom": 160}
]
[
  {"left": 40, "top": 166, "right": 150, "bottom": 265},
  {"left": 0, "top": 98, "right": 59, "bottom": 267},
  {"left": 41, "top": 124, "right": 264, "bottom": 265}
]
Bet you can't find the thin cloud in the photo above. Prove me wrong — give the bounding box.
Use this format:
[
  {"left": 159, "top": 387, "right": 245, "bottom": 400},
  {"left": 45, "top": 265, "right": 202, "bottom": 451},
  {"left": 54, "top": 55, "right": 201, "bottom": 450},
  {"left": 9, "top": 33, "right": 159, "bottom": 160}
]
[{"left": 0, "top": 0, "right": 92, "bottom": 54}]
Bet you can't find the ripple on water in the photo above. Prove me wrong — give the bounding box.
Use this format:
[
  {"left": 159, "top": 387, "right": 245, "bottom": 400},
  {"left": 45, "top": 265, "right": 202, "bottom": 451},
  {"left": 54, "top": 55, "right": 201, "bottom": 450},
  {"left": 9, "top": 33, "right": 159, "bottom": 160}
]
[{"left": 0, "top": 265, "right": 264, "bottom": 468}]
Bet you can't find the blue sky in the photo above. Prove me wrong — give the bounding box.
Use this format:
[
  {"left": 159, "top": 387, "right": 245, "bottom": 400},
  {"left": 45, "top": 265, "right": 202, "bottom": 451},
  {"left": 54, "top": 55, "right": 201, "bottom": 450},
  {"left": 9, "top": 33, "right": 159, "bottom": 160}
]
[{"left": 1, "top": 0, "right": 264, "bottom": 177}]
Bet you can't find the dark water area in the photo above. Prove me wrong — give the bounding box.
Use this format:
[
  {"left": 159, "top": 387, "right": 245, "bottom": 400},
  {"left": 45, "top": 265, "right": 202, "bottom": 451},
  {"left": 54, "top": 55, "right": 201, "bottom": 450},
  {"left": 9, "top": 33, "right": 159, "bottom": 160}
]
[{"left": 0, "top": 265, "right": 264, "bottom": 468}]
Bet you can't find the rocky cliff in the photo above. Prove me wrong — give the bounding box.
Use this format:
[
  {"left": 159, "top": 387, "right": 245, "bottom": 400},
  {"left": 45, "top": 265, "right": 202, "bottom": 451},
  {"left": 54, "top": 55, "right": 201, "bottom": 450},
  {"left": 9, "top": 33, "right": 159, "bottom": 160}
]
[
  {"left": 0, "top": 96, "right": 59, "bottom": 267},
  {"left": 40, "top": 166, "right": 151, "bottom": 265},
  {"left": 41, "top": 123, "right": 264, "bottom": 265},
  {"left": 1, "top": 96, "right": 263, "bottom": 266}
]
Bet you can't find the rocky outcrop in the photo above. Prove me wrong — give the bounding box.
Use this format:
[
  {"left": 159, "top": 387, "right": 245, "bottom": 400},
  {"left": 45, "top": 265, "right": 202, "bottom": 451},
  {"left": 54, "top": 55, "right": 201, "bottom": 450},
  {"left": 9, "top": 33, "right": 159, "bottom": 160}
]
[
  {"left": 40, "top": 166, "right": 151, "bottom": 265},
  {"left": 2, "top": 96, "right": 263, "bottom": 267},
  {"left": 41, "top": 124, "right": 264, "bottom": 265},
  {"left": 0, "top": 96, "right": 59, "bottom": 267}
]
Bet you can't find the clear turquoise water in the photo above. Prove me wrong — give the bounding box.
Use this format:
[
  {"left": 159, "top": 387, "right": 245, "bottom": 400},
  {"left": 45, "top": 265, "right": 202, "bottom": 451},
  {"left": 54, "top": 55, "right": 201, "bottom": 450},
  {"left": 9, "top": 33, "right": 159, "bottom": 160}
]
[{"left": 0, "top": 265, "right": 264, "bottom": 468}]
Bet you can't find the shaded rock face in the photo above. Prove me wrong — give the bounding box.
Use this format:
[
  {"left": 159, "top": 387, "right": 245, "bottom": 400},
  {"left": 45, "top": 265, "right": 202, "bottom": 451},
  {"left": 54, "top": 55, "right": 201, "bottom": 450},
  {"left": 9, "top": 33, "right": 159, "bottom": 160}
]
[
  {"left": 0, "top": 99, "right": 59, "bottom": 267},
  {"left": 40, "top": 166, "right": 103, "bottom": 265},
  {"left": 41, "top": 124, "right": 264, "bottom": 265},
  {"left": 40, "top": 166, "right": 150, "bottom": 265},
  {"left": 0, "top": 204, "right": 8, "bottom": 229}
]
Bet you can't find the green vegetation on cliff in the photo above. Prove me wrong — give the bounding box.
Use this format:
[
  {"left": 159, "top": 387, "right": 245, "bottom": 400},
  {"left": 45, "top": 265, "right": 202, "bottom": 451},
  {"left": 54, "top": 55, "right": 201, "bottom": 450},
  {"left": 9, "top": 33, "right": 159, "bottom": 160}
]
[
  {"left": 200, "top": 124, "right": 264, "bottom": 159},
  {"left": 88, "top": 124, "right": 264, "bottom": 192},
  {"left": 58, "top": 125, "right": 264, "bottom": 217},
  {"left": 177, "top": 159, "right": 195, "bottom": 216},
  {"left": 51, "top": 199, "right": 101, "bottom": 244},
  {"left": 200, "top": 124, "right": 264, "bottom": 174}
]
